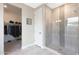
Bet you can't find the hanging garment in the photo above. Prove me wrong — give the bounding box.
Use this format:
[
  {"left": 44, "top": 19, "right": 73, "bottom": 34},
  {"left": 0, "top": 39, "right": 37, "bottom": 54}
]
[
  {"left": 4, "top": 25, "right": 7, "bottom": 35},
  {"left": 8, "top": 25, "right": 16, "bottom": 37},
  {"left": 15, "top": 25, "right": 20, "bottom": 37}
]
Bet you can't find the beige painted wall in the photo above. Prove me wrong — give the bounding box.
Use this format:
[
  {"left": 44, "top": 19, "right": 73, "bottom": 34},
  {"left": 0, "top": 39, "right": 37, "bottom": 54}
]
[
  {"left": 4, "top": 10, "right": 21, "bottom": 23},
  {"left": 10, "top": 3, "right": 34, "bottom": 49},
  {"left": 65, "top": 3, "right": 79, "bottom": 18},
  {"left": 0, "top": 4, "right": 4, "bottom": 54}
]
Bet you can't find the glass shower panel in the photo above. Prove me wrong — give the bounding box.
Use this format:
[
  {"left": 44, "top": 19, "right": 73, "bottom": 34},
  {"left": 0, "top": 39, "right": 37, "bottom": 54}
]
[
  {"left": 45, "top": 7, "right": 53, "bottom": 47},
  {"left": 65, "top": 17, "right": 79, "bottom": 54},
  {"left": 52, "top": 19, "right": 60, "bottom": 46},
  {"left": 59, "top": 6, "right": 65, "bottom": 48},
  {"left": 52, "top": 8, "right": 60, "bottom": 47},
  {"left": 48, "top": 8, "right": 60, "bottom": 50}
]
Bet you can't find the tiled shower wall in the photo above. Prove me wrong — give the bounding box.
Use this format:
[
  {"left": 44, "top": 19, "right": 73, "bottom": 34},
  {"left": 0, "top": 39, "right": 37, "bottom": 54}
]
[{"left": 45, "top": 3, "right": 79, "bottom": 55}]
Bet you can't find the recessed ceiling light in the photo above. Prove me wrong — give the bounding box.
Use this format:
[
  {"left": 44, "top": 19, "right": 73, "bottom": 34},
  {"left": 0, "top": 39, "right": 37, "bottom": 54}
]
[{"left": 4, "top": 5, "right": 7, "bottom": 8}]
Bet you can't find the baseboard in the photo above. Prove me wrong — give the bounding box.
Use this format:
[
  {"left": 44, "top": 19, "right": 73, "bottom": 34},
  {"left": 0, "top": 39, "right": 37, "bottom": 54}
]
[
  {"left": 44, "top": 46, "right": 62, "bottom": 55},
  {"left": 34, "top": 43, "right": 45, "bottom": 49},
  {"left": 22, "top": 43, "right": 35, "bottom": 49},
  {"left": 22, "top": 43, "right": 61, "bottom": 55}
]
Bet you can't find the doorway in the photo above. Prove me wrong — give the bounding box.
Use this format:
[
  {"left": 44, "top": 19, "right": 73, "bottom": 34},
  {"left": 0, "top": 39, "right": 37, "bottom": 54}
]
[{"left": 4, "top": 3, "right": 22, "bottom": 54}]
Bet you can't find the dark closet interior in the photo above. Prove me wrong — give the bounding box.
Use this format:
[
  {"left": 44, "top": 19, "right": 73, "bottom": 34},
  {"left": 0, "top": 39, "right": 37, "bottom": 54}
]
[{"left": 4, "top": 21, "right": 21, "bottom": 38}]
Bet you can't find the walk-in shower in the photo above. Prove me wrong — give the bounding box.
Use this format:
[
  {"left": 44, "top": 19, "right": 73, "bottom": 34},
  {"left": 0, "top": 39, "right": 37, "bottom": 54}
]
[{"left": 45, "top": 3, "right": 79, "bottom": 55}]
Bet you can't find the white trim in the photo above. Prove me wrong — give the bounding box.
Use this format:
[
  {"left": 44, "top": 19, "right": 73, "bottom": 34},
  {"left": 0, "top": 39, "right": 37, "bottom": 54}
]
[
  {"left": 22, "top": 43, "right": 35, "bottom": 49},
  {"left": 44, "top": 46, "right": 62, "bottom": 55}
]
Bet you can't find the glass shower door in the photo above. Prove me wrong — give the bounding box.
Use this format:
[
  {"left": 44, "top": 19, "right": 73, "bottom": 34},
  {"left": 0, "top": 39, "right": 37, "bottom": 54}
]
[{"left": 65, "top": 17, "right": 79, "bottom": 54}]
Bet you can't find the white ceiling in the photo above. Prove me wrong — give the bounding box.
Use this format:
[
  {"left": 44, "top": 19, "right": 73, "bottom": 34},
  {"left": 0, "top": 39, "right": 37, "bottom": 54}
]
[
  {"left": 46, "top": 3, "right": 64, "bottom": 9},
  {"left": 24, "top": 3, "right": 43, "bottom": 8},
  {"left": 24, "top": 3, "right": 64, "bottom": 9}
]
